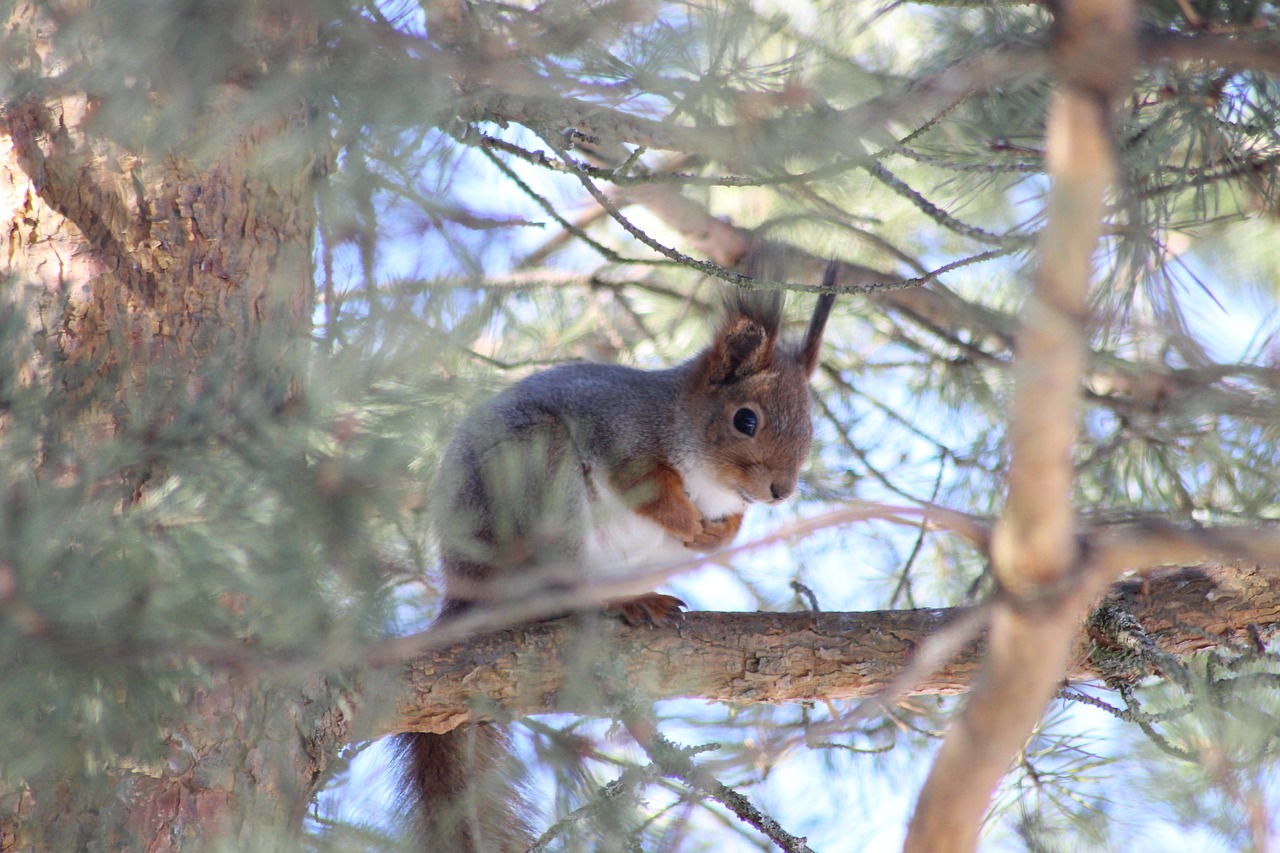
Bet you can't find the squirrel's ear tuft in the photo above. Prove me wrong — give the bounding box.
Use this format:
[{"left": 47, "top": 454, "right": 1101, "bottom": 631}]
[
  {"left": 799, "top": 261, "right": 837, "bottom": 376},
  {"left": 700, "top": 290, "right": 781, "bottom": 386}
]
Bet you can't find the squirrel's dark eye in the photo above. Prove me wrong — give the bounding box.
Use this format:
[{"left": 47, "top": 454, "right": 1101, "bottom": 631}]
[{"left": 732, "top": 407, "right": 758, "bottom": 437}]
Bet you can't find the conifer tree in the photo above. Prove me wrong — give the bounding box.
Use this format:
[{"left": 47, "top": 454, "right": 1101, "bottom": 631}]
[{"left": 3, "top": 1, "right": 1280, "bottom": 850}]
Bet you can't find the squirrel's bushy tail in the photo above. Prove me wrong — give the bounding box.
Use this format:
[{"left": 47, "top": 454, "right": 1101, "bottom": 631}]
[{"left": 394, "top": 727, "right": 534, "bottom": 852}]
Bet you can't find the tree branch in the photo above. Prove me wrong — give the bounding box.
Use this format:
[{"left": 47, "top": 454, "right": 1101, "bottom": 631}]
[
  {"left": 465, "top": 47, "right": 1048, "bottom": 164},
  {"left": 1142, "top": 31, "right": 1280, "bottom": 76},
  {"left": 906, "top": 2, "right": 1137, "bottom": 850},
  {"left": 369, "top": 561, "right": 1280, "bottom": 740},
  {"left": 4, "top": 99, "right": 156, "bottom": 300}
]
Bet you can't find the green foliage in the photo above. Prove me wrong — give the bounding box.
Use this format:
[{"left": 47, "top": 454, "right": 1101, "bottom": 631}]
[{"left": 0, "top": 303, "right": 397, "bottom": 792}]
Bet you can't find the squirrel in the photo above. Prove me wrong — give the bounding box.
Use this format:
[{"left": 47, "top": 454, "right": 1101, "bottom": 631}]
[{"left": 394, "top": 264, "right": 836, "bottom": 852}]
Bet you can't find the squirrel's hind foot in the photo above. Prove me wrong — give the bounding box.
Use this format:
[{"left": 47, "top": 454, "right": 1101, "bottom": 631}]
[{"left": 607, "top": 593, "right": 687, "bottom": 627}]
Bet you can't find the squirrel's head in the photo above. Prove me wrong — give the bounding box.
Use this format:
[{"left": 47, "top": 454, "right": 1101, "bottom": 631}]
[{"left": 684, "top": 263, "right": 836, "bottom": 506}]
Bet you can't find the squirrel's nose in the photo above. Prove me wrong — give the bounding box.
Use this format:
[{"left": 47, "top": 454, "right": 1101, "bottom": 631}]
[{"left": 769, "top": 481, "right": 794, "bottom": 502}]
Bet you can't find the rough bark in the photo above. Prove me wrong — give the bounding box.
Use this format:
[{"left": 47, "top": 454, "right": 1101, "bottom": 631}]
[
  {"left": 377, "top": 561, "right": 1280, "bottom": 738},
  {"left": 0, "top": 4, "right": 337, "bottom": 851}
]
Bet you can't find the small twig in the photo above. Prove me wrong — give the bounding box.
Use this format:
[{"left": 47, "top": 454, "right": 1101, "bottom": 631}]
[
  {"left": 892, "top": 247, "right": 1019, "bottom": 290},
  {"left": 540, "top": 131, "right": 757, "bottom": 287},
  {"left": 865, "top": 160, "right": 1023, "bottom": 248},
  {"left": 790, "top": 580, "right": 820, "bottom": 612},
  {"left": 1118, "top": 682, "right": 1197, "bottom": 762},
  {"left": 622, "top": 712, "right": 818, "bottom": 853},
  {"left": 1057, "top": 687, "right": 1194, "bottom": 725},
  {"left": 889, "top": 457, "right": 949, "bottom": 609},
  {"left": 478, "top": 144, "right": 665, "bottom": 268},
  {"left": 527, "top": 763, "right": 662, "bottom": 852}
]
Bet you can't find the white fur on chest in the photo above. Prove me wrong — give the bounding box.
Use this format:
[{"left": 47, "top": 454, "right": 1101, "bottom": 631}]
[
  {"left": 579, "top": 465, "right": 747, "bottom": 579},
  {"left": 679, "top": 459, "right": 749, "bottom": 519}
]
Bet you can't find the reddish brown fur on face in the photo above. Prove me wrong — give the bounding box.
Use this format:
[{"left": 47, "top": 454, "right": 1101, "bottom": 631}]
[
  {"left": 708, "top": 316, "right": 776, "bottom": 385},
  {"left": 693, "top": 289, "right": 784, "bottom": 389},
  {"left": 694, "top": 350, "right": 814, "bottom": 504}
]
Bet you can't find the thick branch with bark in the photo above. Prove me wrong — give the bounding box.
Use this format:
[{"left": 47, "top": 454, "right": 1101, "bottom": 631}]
[
  {"left": 376, "top": 561, "right": 1280, "bottom": 739},
  {"left": 907, "top": 1, "right": 1136, "bottom": 849}
]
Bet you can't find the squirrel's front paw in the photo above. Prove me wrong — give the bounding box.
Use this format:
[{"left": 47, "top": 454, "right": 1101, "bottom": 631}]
[{"left": 684, "top": 513, "right": 743, "bottom": 552}]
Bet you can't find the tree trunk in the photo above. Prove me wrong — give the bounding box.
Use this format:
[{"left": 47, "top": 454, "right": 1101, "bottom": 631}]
[{"left": 0, "top": 4, "right": 340, "bottom": 849}]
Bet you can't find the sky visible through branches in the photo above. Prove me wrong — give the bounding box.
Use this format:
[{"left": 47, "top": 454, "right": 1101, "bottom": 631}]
[{"left": 308, "top": 2, "right": 1280, "bottom": 845}]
